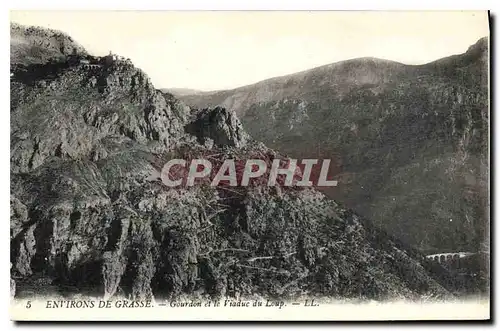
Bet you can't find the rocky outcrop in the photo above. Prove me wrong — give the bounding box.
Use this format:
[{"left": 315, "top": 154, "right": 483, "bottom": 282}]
[
  {"left": 11, "top": 23, "right": 88, "bottom": 66},
  {"left": 11, "top": 24, "right": 458, "bottom": 301},
  {"left": 11, "top": 55, "right": 188, "bottom": 174}
]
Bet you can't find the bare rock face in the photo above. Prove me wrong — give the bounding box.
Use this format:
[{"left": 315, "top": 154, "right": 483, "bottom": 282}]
[
  {"left": 11, "top": 278, "right": 16, "bottom": 298},
  {"left": 11, "top": 23, "right": 457, "bottom": 302}
]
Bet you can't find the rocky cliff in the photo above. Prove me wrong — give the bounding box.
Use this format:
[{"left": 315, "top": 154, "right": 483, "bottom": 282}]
[{"left": 11, "top": 24, "right": 457, "bottom": 301}]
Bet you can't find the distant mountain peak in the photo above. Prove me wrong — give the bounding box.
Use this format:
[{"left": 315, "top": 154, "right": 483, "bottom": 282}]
[{"left": 10, "top": 22, "right": 458, "bottom": 301}]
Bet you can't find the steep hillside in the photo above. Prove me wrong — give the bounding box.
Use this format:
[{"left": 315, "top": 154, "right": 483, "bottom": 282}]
[
  {"left": 10, "top": 24, "right": 458, "bottom": 301},
  {"left": 176, "top": 38, "right": 490, "bottom": 255}
]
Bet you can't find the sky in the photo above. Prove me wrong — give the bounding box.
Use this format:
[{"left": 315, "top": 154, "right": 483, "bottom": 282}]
[{"left": 10, "top": 11, "right": 489, "bottom": 91}]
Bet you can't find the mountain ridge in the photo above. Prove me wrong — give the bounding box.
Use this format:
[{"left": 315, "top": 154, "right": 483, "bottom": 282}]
[
  {"left": 174, "top": 36, "right": 489, "bottom": 255},
  {"left": 10, "top": 22, "right": 88, "bottom": 67}
]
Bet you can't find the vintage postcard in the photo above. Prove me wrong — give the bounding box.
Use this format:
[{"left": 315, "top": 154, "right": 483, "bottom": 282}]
[{"left": 9, "top": 10, "right": 490, "bottom": 321}]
